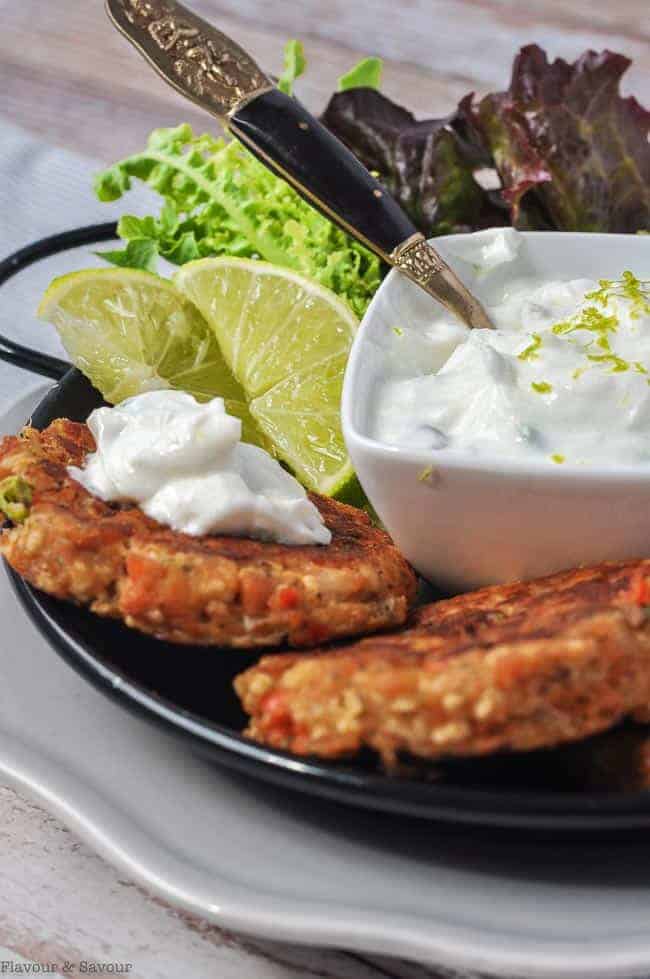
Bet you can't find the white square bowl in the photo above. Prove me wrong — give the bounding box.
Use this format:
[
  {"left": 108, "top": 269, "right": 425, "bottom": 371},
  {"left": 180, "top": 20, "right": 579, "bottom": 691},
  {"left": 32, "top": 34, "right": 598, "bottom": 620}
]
[{"left": 342, "top": 232, "right": 650, "bottom": 591}]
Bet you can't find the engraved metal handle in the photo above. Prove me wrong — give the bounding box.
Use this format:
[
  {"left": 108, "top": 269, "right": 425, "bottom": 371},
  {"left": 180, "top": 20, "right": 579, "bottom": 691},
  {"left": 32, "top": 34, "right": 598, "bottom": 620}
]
[
  {"left": 105, "top": 0, "right": 493, "bottom": 330},
  {"left": 105, "top": 0, "right": 273, "bottom": 116},
  {"left": 392, "top": 236, "right": 494, "bottom": 331}
]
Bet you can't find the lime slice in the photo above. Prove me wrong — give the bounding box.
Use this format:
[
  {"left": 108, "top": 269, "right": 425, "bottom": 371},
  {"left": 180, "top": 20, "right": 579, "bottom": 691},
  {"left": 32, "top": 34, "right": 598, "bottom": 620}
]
[
  {"left": 175, "top": 258, "right": 358, "bottom": 495},
  {"left": 38, "top": 268, "right": 262, "bottom": 446}
]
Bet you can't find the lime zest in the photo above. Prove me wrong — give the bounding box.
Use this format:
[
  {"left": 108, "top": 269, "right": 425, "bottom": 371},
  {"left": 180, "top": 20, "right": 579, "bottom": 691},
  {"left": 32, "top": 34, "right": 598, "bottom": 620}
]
[
  {"left": 531, "top": 381, "right": 553, "bottom": 394},
  {"left": 585, "top": 272, "right": 650, "bottom": 318},
  {"left": 552, "top": 307, "right": 618, "bottom": 339},
  {"left": 587, "top": 351, "right": 630, "bottom": 373},
  {"left": 549, "top": 276, "right": 650, "bottom": 379},
  {"left": 518, "top": 332, "right": 542, "bottom": 361}
]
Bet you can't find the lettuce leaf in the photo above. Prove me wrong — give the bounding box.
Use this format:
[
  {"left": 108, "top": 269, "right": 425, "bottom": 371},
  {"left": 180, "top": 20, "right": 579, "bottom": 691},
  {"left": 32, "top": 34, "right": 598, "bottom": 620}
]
[
  {"left": 338, "top": 57, "right": 383, "bottom": 92},
  {"left": 322, "top": 88, "right": 508, "bottom": 236},
  {"left": 95, "top": 124, "right": 381, "bottom": 317},
  {"left": 322, "top": 45, "right": 648, "bottom": 235},
  {"left": 475, "top": 46, "right": 650, "bottom": 232},
  {"left": 95, "top": 40, "right": 648, "bottom": 307},
  {"left": 96, "top": 237, "right": 159, "bottom": 272},
  {"left": 278, "top": 40, "right": 306, "bottom": 96}
]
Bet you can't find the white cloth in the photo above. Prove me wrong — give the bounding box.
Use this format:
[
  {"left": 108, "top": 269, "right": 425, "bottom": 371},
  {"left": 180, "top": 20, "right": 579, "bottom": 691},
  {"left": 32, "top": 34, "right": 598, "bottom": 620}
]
[{"left": 0, "top": 121, "right": 154, "bottom": 408}]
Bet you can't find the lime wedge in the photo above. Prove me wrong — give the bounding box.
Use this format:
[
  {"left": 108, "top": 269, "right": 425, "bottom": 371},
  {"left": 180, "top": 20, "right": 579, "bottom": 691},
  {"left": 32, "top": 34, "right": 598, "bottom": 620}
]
[
  {"left": 38, "top": 268, "right": 262, "bottom": 446},
  {"left": 175, "top": 258, "right": 358, "bottom": 495}
]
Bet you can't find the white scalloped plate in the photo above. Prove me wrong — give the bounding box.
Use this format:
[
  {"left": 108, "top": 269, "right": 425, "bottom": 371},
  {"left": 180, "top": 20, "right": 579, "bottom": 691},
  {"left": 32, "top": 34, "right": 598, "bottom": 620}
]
[{"left": 3, "top": 386, "right": 650, "bottom": 979}]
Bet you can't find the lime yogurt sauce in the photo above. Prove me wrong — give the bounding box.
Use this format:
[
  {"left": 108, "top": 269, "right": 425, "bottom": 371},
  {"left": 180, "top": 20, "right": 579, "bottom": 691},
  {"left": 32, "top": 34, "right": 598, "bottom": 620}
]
[{"left": 373, "top": 229, "right": 650, "bottom": 466}]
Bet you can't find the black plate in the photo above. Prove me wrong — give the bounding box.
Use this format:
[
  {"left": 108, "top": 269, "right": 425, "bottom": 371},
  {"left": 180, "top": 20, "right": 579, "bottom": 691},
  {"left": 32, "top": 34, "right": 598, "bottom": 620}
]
[
  {"left": 3, "top": 224, "right": 650, "bottom": 831},
  {"left": 5, "top": 367, "right": 650, "bottom": 831}
]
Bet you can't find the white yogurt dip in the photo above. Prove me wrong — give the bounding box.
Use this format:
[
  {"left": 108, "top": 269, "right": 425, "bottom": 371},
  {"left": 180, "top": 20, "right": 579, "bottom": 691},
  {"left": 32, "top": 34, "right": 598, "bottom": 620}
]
[
  {"left": 69, "top": 390, "right": 331, "bottom": 545},
  {"left": 373, "top": 230, "right": 650, "bottom": 466}
]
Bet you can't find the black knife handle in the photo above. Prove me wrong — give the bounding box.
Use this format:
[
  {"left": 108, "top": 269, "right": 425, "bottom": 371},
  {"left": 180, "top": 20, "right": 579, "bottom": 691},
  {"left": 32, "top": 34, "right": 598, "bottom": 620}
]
[{"left": 229, "top": 89, "right": 417, "bottom": 259}]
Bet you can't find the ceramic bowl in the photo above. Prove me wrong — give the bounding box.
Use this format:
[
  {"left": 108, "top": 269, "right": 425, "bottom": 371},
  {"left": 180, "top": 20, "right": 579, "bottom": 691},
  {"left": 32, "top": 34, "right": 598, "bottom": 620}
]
[{"left": 342, "top": 232, "right": 650, "bottom": 591}]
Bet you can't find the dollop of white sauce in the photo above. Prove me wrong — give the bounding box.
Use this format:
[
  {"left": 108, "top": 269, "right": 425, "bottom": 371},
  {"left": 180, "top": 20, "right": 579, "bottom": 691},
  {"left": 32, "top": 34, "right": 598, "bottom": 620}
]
[
  {"left": 374, "top": 229, "right": 650, "bottom": 466},
  {"left": 69, "top": 391, "right": 331, "bottom": 545}
]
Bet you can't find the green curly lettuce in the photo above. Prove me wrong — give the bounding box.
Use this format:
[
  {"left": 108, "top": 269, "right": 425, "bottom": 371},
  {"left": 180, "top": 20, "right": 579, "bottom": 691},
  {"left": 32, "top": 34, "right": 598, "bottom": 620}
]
[{"left": 94, "top": 125, "right": 382, "bottom": 318}]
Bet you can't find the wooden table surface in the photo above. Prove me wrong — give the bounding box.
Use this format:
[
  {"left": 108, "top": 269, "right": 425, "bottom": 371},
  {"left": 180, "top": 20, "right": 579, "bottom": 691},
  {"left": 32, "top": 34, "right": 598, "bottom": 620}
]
[
  {"left": 3, "top": 0, "right": 649, "bottom": 161},
  {"left": 1, "top": 1, "right": 649, "bottom": 976}
]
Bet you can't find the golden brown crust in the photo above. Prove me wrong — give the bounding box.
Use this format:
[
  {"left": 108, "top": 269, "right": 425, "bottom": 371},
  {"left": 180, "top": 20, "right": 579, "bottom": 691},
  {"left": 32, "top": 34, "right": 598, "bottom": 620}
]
[
  {"left": 235, "top": 561, "right": 650, "bottom": 765},
  {"left": 0, "top": 421, "right": 416, "bottom": 648}
]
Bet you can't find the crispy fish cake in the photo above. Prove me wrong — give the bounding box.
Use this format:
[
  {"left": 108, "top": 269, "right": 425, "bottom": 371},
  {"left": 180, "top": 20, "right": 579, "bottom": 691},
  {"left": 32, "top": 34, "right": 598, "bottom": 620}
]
[
  {"left": 236, "top": 561, "right": 650, "bottom": 764},
  {"left": 0, "top": 420, "right": 416, "bottom": 648}
]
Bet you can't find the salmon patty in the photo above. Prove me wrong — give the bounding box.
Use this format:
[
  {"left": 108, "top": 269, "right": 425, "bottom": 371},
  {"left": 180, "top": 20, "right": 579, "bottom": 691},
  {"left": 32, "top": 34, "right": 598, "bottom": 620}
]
[
  {"left": 0, "top": 420, "right": 416, "bottom": 648},
  {"left": 236, "top": 561, "right": 650, "bottom": 765}
]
